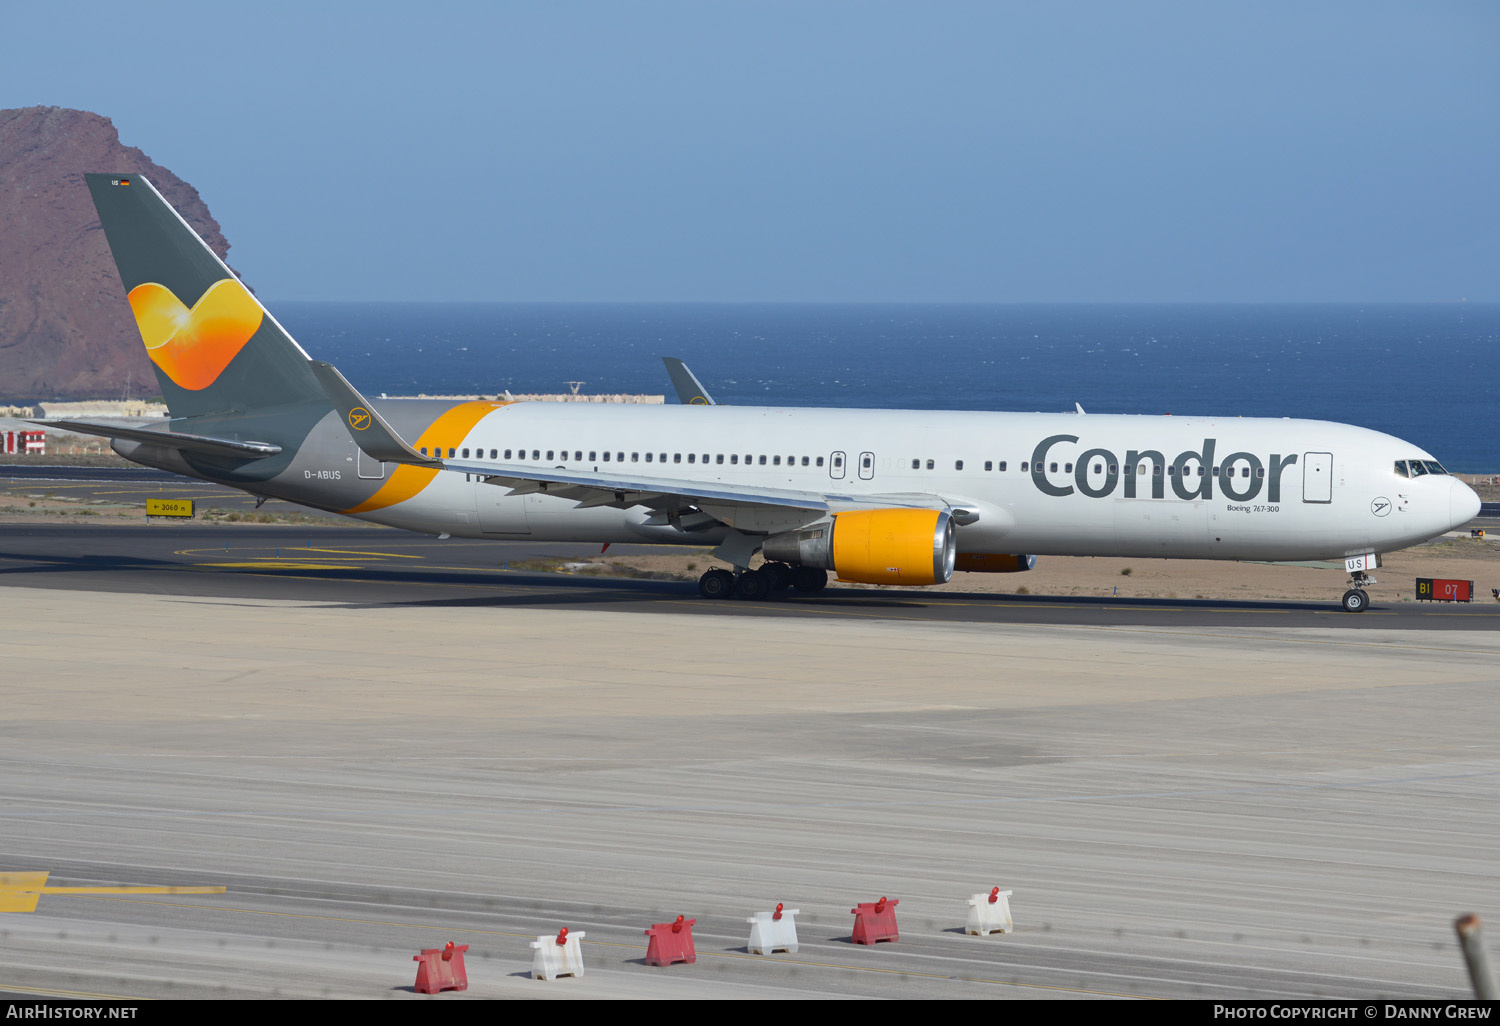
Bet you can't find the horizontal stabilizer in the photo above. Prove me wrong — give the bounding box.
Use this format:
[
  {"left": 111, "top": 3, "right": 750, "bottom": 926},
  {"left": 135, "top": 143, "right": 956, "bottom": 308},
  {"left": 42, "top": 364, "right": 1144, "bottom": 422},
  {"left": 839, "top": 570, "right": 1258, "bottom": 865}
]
[
  {"left": 308, "top": 360, "right": 442, "bottom": 467},
  {"left": 36, "top": 420, "right": 281, "bottom": 459}
]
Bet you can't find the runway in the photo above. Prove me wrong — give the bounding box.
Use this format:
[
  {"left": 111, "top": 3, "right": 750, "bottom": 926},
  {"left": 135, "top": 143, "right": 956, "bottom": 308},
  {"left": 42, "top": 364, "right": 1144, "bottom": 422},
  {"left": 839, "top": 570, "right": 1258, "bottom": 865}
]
[
  {"left": 2, "top": 505, "right": 1499, "bottom": 1000},
  {"left": 3, "top": 579, "right": 1498, "bottom": 1000},
  {"left": 0, "top": 519, "right": 1496, "bottom": 630}
]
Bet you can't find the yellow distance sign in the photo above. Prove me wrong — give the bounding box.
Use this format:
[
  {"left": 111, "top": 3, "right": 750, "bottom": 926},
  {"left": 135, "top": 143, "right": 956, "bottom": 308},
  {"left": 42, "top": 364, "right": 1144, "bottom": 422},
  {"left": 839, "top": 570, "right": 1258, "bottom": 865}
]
[{"left": 146, "top": 498, "right": 195, "bottom": 518}]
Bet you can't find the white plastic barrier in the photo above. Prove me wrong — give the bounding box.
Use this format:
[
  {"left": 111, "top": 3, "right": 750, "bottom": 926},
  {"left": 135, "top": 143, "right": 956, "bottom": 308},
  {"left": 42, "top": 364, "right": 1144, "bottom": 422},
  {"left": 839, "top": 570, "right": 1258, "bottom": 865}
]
[
  {"left": 966, "top": 888, "right": 1014, "bottom": 936},
  {"left": 531, "top": 928, "right": 586, "bottom": 980},
  {"left": 746, "top": 904, "right": 800, "bottom": 955}
]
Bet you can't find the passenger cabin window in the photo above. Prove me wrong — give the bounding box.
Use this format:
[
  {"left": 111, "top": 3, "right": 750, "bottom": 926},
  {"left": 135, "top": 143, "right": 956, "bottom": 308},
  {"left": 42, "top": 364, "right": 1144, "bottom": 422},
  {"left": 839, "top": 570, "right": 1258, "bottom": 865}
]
[
  {"left": 773, "top": 456, "right": 781, "bottom": 466},
  {"left": 816, "top": 456, "right": 824, "bottom": 467},
  {"left": 759, "top": 455, "right": 766, "bottom": 465},
  {"left": 926, "top": 459, "right": 934, "bottom": 470},
  {"left": 645, "top": 452, "right": 653, "bottom": 462},
  {"left": 955, "top": 460, "right": 963, "bottom": 470},
  {"left": 603, "top": 451, "right": 611, "bottom": 461},
  {"left": 588, "top": 451, "right": 596, "bottom": 461},
  {"left": 448, "top": 448, "right": 457, "bottom": 459},
  {"left": 912, "top": 459, "right": 920, "bottom": 469},
  {"left": 984, "top": 461, "right": 992, "bottom": 472},
  {"left": 999, "top": 461, "right": 1007, "bottom": 472},
  {"left": 716, "top": 454, "right": 724, "bottom": 464},
  {"left": 420, "top": 447, "right": 428, "bottom": 456}
]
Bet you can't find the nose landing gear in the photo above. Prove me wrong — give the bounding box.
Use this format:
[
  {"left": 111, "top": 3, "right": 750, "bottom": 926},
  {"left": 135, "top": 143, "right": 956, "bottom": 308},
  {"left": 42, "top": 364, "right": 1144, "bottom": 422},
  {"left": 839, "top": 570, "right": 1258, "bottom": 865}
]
[{"left": 1341, "top": 570, "right": 1374, "bottom": 612}]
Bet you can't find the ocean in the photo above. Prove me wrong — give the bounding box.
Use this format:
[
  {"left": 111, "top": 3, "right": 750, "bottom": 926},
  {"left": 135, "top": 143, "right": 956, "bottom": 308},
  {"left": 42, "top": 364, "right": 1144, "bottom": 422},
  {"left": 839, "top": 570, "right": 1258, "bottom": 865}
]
[{"left": 272, "top": 302, "right": 1500, "bottom": 472}]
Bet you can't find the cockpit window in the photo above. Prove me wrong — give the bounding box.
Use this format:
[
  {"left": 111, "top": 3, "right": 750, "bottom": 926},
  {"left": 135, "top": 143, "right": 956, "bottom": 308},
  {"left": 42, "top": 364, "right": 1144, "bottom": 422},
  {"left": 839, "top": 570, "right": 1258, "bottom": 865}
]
[{"left": 1399, "top": 458, "right": 1449, "bottom": 477}]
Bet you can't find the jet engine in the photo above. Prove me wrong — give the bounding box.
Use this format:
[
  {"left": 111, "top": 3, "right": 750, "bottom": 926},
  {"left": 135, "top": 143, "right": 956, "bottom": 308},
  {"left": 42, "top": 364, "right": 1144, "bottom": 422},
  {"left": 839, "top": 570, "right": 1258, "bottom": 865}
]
[{"left": 761, "top": 509, "right": 956, "bottom": 586}]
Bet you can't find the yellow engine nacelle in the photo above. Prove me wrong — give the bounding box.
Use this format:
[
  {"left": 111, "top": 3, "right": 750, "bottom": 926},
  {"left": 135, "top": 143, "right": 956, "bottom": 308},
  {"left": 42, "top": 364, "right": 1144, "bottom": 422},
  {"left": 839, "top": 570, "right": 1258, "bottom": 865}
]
[{"left": 761, "top": 509, "right": 956, "bottom": 586}]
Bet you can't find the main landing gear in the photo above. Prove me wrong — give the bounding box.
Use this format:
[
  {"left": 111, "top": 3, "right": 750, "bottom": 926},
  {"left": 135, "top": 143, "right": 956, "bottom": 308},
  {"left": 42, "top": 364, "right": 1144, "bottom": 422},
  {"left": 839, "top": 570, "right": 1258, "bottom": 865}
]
[
  {"left": 1341, "top": 571, "right": 1374, "bottom": 613},
  {"left": 697, "top": 562, "right": 828, "bottom": 601}
]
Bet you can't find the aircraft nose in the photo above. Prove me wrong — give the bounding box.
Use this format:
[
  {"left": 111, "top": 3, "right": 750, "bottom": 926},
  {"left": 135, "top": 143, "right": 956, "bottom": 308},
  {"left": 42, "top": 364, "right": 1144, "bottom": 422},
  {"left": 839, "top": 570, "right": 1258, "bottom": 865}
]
[{"left": 1450, "top": 478, "right": 1482, "bottom": 529}]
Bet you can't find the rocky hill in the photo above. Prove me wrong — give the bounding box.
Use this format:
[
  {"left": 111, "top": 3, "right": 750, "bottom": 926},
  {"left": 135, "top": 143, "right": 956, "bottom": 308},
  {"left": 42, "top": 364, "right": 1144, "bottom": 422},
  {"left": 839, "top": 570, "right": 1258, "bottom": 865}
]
[{"left": 0, "top": 106, "right": 233, "bottom": 399}]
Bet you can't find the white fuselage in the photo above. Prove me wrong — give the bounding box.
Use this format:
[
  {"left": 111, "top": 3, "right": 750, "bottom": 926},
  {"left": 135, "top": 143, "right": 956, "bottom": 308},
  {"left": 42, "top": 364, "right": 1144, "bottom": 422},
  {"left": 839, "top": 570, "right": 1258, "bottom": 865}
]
[{"left": 334, "top": 403, "right": 1478, "bottom": 564}]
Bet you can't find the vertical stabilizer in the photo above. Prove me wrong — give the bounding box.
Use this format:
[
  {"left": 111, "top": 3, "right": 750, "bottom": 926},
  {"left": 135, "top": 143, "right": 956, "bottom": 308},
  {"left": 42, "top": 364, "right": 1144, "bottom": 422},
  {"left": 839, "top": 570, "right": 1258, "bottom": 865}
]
[{"left": 85, "top": 173, "right": 325, "bottom": 420}]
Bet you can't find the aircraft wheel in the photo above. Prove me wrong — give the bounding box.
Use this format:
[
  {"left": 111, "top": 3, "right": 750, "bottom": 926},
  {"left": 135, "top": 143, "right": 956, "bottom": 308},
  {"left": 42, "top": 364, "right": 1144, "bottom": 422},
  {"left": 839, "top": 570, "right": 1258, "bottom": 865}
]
[
  {"left": 1341, "top": 588, "right": 1369, "bottom": 613},
  {"left": 698, "top": 568, "right": 735, "bottom": 599},
  {"left": 792, "top": 566, "right": 828, "bottom": 593},
  {"left": 761, "top": 562, "right": 794, "bottom": 590},
  {"left": 735, "top": 569, "right": 772, "bottom": 601}
]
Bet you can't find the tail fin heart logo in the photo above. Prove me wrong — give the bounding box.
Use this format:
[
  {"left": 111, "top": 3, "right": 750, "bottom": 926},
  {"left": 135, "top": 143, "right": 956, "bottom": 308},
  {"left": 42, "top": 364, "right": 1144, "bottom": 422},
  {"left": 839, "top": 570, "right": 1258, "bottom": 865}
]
[{"left": 126, "top": 279, "right": 264, "bottom": 391}]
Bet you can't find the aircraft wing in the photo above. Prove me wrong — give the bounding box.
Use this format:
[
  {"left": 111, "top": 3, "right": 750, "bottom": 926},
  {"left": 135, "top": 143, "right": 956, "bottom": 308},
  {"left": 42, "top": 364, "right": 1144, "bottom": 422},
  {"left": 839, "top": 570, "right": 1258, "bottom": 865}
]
[
  {"left": 35, "top": 420, "right": 282, "bottom": 459},
  {"left": 446, "top": 457, "right": 829, "bottom": 511},
  {"left": 442, "top": 458, "right": 988, "bottom": 534},
  {"left": 313, "top": 355, "right": 976, "bottom": 532}
]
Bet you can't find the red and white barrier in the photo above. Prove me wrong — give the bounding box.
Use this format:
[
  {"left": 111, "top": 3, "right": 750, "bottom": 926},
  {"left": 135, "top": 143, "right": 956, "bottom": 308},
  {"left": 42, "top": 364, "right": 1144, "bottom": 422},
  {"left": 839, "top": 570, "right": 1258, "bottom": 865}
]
[
  {"left": 746, "top": 903, "right": 800, "bottom": 955},
  {"left": 850, "top": 896, "right": 899, "bottom": 944},
  {"left": 966, "top": 887, "right": 1014, "bottom": 935},
  {"left": 531, "top": 927, "right": 586, "bottom": 980},
  {"left": 412, "top": 941, "right": 469, "bottom": 994},
  {"left": 644, "top": 915, "right": 697, "bottom": 966}
]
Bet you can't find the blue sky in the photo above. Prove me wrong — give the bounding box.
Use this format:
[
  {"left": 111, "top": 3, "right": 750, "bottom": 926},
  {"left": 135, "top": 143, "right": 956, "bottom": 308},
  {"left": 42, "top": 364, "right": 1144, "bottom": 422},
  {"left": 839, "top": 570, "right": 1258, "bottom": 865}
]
[{"left": 4, "top": 1, "right": 1497, "bottom": 302}]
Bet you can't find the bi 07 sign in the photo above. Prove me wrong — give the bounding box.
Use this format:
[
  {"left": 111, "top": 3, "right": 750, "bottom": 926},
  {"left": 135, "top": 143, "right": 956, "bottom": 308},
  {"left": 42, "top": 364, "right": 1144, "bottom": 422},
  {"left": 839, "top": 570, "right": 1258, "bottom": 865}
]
[{"left": 1416, "top": 578, "right": 1473, "bottom": 602}]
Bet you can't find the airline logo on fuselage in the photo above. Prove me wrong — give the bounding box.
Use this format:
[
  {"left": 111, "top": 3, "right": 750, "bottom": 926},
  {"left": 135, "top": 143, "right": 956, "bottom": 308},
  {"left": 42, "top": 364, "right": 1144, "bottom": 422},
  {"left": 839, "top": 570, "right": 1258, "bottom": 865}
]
[{"left": 1030, "top": 434, "right": 1300, "bottom": 502}]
